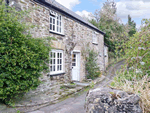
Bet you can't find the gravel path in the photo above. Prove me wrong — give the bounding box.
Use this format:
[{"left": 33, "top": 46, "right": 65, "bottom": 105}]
[{"left": 29, "top": 60, "right": 125, "bottom": 113}]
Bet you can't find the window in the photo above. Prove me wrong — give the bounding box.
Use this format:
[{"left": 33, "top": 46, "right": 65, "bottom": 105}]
[
  {"left": 50, "top": 50, "right": 64, "bottom": 75},
  {"left": 92, "top": 32, "right": 98, "bottom": 44},
  {"left": 50, "top": 10, "right": 63, "bottom": 34}
]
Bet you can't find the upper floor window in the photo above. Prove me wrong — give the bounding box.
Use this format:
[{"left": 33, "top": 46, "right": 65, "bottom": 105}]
[
  {"left": 92, "top": 32, "right": 98, "bottom": 44},
  {"left": 50, "top": 10, "right": 63, "bottom": 34}
]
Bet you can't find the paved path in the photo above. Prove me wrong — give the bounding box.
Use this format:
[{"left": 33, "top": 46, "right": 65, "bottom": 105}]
[{"left": 29, "top": 60, "right": 124, "bottom": 113}]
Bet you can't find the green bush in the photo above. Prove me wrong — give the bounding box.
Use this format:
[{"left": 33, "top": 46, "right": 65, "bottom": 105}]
[
  {"left": 111, "top": 19, "right": 150, "bottom": 112},
  {"left": 0, "top": 1, "right": 51, "bottom": 104},
  {"left": 85, "top": 50, "right": 101, "bottom": 80}
]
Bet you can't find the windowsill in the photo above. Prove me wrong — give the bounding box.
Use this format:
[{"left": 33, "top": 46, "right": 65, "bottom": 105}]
[
  {"left": 49, "top": 31, "right": 65, "bottom": 36},
  {"left": 47, "top": 72, "right": 65, "bottom": 76},
  {"left": 92, "top": 42, "right": 98, "bottom": 45}
]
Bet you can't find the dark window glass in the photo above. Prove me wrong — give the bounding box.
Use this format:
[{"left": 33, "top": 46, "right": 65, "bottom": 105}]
[
  {"left": 53, "top": 66, "right": 55, "bottom": 71},
  {"left": 50, "top": 17, "right": 52, "bottom": 23},
  {"left": 53, "top": 59, "right": 55, "bottom": 64},
  {"left": 54, "top": 53, "right": 55, "bottom": 58},
  {"left": 50, "top": 24, "right": 52, "bottom": 30},
  {"left": 60, "top": 59, "right": 62, "bottom": 64},
  {"left": 53, "top": 25, "right": 55, "bottom": 30},
  {"left": 57, "top": 59, "right": 59, "bottom": 64},
  {"left": 72, "top": 63, "right": 76, "bottom": 66},
  {"left": 53, "top": 19, "right": 55, "bottom": 24},
  {"left": 50, "top": 66, "right": 52, "bottom": 71},
  {"left": 57, "top": 65, "right": 59, "bottom": 71},
  {"left": 57, "top": 53, "right": 59, "bottom": 58},
  {"left": 60, "top": 65, "right": 62, "bottom": 70}
]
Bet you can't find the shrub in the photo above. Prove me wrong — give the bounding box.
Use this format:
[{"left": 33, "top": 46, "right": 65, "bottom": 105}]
[
  {"left": 0, "top": 1, "right": 51, "bottom": 104},
  {"left": 85, "top": 50, "right": 101, "bottom": 80},
  {"left": 111, "top": 19, "right": 150, "bottom": 112}
]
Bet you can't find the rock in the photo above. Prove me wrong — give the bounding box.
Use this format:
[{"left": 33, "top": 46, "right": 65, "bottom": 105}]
[
  {"left": 85, "top": 87, "right": 142, "bottom": 113},
  {"left": 63, "top": 84, "right": 76, "bottom": 88}
]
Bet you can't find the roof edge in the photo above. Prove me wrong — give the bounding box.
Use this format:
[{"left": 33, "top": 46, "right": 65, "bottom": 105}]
[{"left": 34, "top": 0, "right": 105, "bottom": 35}]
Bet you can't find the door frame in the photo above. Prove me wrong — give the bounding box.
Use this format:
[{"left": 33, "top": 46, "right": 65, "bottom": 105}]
[{"left": 71, "top": 50, "right": 81, "bottom": 81}]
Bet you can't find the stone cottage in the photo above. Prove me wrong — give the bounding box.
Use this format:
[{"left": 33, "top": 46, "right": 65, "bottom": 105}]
[{"left": 7, "top": 0, "right": 108, "bottom": 82}]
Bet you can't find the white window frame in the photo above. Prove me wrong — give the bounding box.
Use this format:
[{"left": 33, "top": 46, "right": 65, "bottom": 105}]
[
  {"left": 49, "top": 10, "right": 64, "bottom": 34},
  {"left": 49, "top": 49, "right": 64, "bottom": 75},
  {"left": 92, "top": 31, "right": 98, "bottom": 44}
]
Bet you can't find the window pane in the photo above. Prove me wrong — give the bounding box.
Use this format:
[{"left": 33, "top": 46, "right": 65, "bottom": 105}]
[
  {"left": 72, "top": 63, "right": 76, "bottom": 66},
  {"left": 60, "top": 59, "right": 62, "bottom": 64},
  {"left": 57, "top": 59, "right": 59, "bottom": 64},
  {"left": 60, "top": 22, "right": 61, "bottom": 26},
  {"left": 60, "top": 16, "right": 61, "bottom": 20},
  {"left": 60, "top": 28, "right": 61, "bottom": 33},
  {"left": 53, "top": 66, "right": 55, "bottom": 71},
  {"left": 72, "top": 59, "right": 76, "bottom": 62},
  {"left": 57, "top": 53, "right": 59, "bottom": 58},
  {"left": 50, "top": 24, "right": 52, "bottom": 30},
  {"left": 54, "top": 53, "right": 55, "bottom": 58},
  {"left": 50, "top": 52, "right": 53, "bottom": 57},
  {"left": 57, "top": 26, "right": 58, "bottom": 32},
  {"left": 60, "top": 65, "right": 62, "bottom": 70},
  {"left": 50, "top": 17, "right": 52, "bottom": 23},
  {"left": 57, "top": 65, "right": 59, "bottom": 71},
  {"left": 57, "top": 20, "right": 59, "bottom": 25},
  {"left": 53, "top": 59, "right": 55, "bottom": 64},
  {"left": 50, "top": 59, "right": 52, "bottom": 64},
  {"left": 60, "top": 53, "right": 62, "bottom": 58},
  {"left": 50, "top": 66, "right": 52, "bottom": 71},
  {"left": 53, "top": 25, "right": 55, "bottom": 31},
  {"left": 53, "top": 19, "right": 55, "bottom": 24}
]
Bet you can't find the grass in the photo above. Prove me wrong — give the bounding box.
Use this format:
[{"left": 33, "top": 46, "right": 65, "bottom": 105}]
[{"left": 111, "top": 73, "right": 150, "bottom": 113}]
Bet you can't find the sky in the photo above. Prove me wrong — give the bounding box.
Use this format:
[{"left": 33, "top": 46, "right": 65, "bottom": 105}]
[{"left": 55, "top": 0, "right": 150, "bottom": 29}]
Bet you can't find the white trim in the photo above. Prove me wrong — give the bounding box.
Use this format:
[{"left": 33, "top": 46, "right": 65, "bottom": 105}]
[
  {"left": 73, "top": 50, "right": 81, "bottom": 53},
  {"left": 49, "top": 49, "right": 64, "bottom": 75},
  {"left": 49, "top": 10, "right": 64, "bottom": 35},
  {"left": 92, "top": 31, "right": 98, "bottom": 44},
  {"left": 71, "top": 51, "right": 81, "bottom": 81}
]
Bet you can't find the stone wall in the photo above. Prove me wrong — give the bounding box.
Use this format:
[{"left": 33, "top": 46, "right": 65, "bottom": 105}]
[
  {"left": 10, "top": 0, "right": 105, "bottom": 82},
  {"left": 85, "top": 87, "right": 142, "bottom": 113}
]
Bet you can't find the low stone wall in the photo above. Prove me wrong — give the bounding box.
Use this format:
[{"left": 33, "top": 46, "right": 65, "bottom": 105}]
[{"left": 85, "top": 87, "right": 142, "bottom": 113}]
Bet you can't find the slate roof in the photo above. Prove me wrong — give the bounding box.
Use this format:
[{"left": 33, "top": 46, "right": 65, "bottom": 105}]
[{"left": 36, "top": 0, "right": 105, "bottom": 35}]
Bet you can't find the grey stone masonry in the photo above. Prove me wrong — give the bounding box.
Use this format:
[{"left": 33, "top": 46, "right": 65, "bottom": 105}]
[
  {"left": 85, "top": 87, "right": 142, "bottom": 113},
  {"left": 9, "top": 0, "right": 105, "bottom": 82}
]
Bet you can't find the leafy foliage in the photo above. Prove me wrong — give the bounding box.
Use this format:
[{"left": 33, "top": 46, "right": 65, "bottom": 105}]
[
  {"left": 128, "top": 15, "right": 136, "bottom": 37},
  {"left": 111, "top": 19, "right": 150, "bottom": 112},
  {"left": 85, "top": 50, "right": 101, "bottom": 80},
  {"left": 89, "top": 0, "right": 130, "bottom": 54},
  {"left": 0, "top": 1, "right": 51, "bottom": 104}
]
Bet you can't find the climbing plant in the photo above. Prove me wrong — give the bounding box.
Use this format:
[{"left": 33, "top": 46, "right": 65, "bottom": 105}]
[{"left": 85, "top": 49, "right": 101, "bottom": 80}]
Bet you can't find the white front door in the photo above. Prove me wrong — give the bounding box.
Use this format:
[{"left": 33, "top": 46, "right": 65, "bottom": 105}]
[{"left": 72, "top": 52, "right": 80, "bottom": 81}]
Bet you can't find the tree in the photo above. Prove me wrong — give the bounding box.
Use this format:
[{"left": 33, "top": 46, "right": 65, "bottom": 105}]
[
  {"left": 128, "top": 15, "right": 136, "bottom": 37},
  {"left": 89, "top": 0, "right": 129, "bottom": 53}
]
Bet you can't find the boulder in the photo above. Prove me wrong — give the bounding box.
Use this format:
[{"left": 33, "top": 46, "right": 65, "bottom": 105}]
[{"left": 85, "top": 87, "right": 142, "bottom": 113}]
